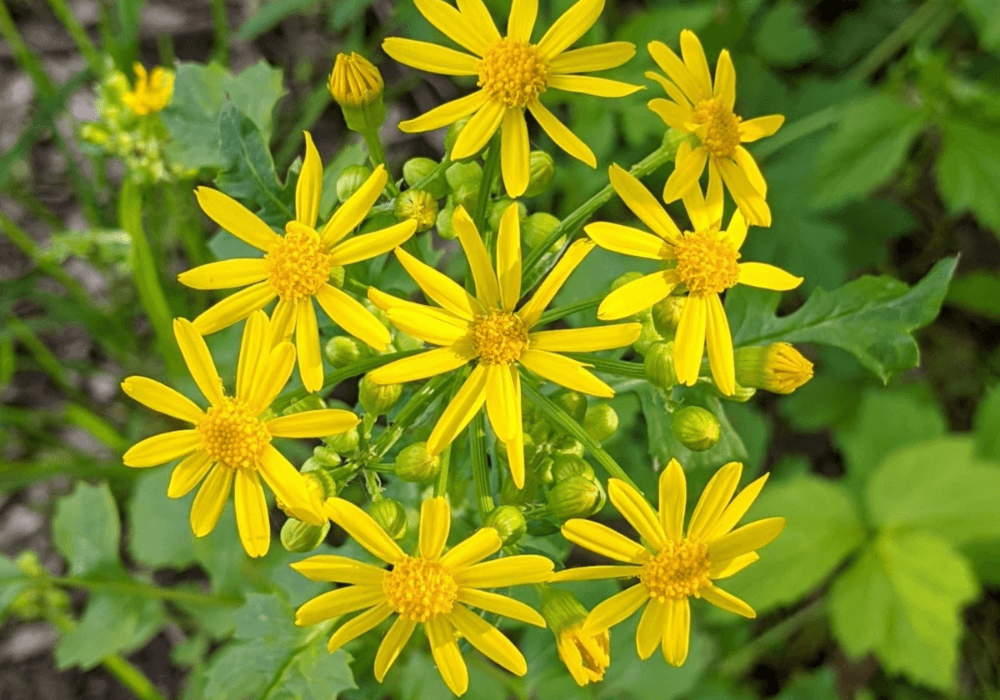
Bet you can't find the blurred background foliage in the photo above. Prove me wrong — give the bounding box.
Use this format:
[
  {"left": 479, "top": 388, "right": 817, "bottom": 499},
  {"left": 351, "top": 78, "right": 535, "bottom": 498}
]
[{"left": 1, "top": 0, "right": 999, "bottom": 699}]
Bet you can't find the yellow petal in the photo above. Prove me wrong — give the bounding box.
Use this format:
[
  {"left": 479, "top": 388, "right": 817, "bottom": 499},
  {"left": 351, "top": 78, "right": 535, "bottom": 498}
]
[
  {"left": 419, "top": 496, "right": 451, "bottom": 560},
  {"left": 608, "top": 163, "right": 682, "bottom": 242},
  {"left": 452, "top": 99, "right": 505, "bottom": 160},
  {"left": 394, "top": 245, "right": 483, "bottom": 319},
  {"left": 738, "top": 262, "right": 803, "bottom": 291},
  {"left": 500, "top": 109, "right": 530, "bottom": 198},
  {"left": 234, "top": 469, "right": 270, "bottom": 558},
  {"left": 457, "top": 0, "right": 502, "bottom": 44},
  {"left": 740, "top": 115, "right": 784, "bottom": 143},
  {"left": 495, "top": 204, "right": 523, "bottom": 311},
  {"left": 451, "top": 206, "right": 502, "bottom": 310},
  {"left": 269, "top": 297, "right": 297, "bottom": 345},
  {"left": 427, "top": 365, "right": 489, "bottom": 455},
  {"left": 485, "top": 364, "right": 517, "bottom": 442},
  {"left": 167, "top": 451, "right": 213, "bottom": 498},
  {"left": 448, "top": 604, "right": 527, "bottom": 676},
  {"left": 549, "top": 41, "right": 635, "bottom": 74},
  {"left": 374, "top": 617, "right": 417, "bottom": 681},
  {"left": 585, "top": 221, "right": 670, "bottom": 260},
  {"left": 647, "top": 40, "right": 703, "bottom": 103},
  {"left": 326, "top": 603, "right": 394, "bottom": 652},
  {"left": 173, "top": 318, "right": 224, "bottom": 404},
  {"left": 608, "top": 478, "right": 665, "bottom": 550},
  {"left": 705, "top": 293, "right": 735, "bottom": 396},
  {"left": 398, "top": 90, "right": 489, "bottom": 133},
  {"left": 648, "top": 97, "right": 692, "bottom": 132},
  {"left": 712, "top": 49, "right": 735, "bottom": 111},
  {"left": 315, "top": 284, "right": 391, "bottom": 350},
  {"left": 258, "top": 444, "right": 326, "bottom": 525},
  {"left": 236, "top": 310, "right": 270, "bottom": 401},
  {"left": 658, "top": 458, "right": 686, "bottom": 542},
  {"left": 661, "top": 597, "right": 690, "bottom": 666},
  {"left": 441, "top": 528, "right": 503, "bottom": 570},
  {"left": 527, "top": 99, "right": 596, "bottom": 167},
  {"left": 194, "top": 187, "right": 280, "bottom": 252},
  {"left": 700, "top": 584, "right": 755, "bottom": 618},
  {"left": 672, "top": 294, "right": 706, "bottom": 386},
  {"left": 189, "top": 464, "right": 233, "bottom": 537},
  {"left": 414, "top": 0, "right": 489, "bottom": 55},
  {"left": 707, "top": 473, "right": 770, "bottom": 541},
  {"left": 453, "top": 554, "right": 553, "bottom": 587},
  {"left": 707, "top": 517, "right": 786, "bottom": 563},
  {"left": 296, "top": 132, "right": 323, "bottom": 228},
  {"left": 123, "top": 430, "right": 201, "bottom": 468},
  {"left": 717, "top": 157, "right": 771, "bottom": 227},
  {"left": 680, "top": 167, "right": 716, "bottom": 232},
  {"left": 706, "top": 160, "right": 725, "bottom": 227},
  {"left": 505, "top": 366, "right": 526, "bottom": 488},
  {"left": 548, "top": 74, "right": 642, "bottom": 97},
  {"left": 376, "top": 295, "right": 471, "bottom": 346},
  {"left": 382, "top": 37, "right": 479, "bottom": 75},
  {"left": 191, "top": 282, "right": 276, "bottom": 336},
  {"left": 560, "top": 519, "right": 647, "bottom": 563},
  {"left": 636, "top": 597, "right": 667, "bottom": 660},
  {"left": 294, "top": 585, "right": 386, "bottom": 626},
  {"left": 536, "top": 0, "right": 603, "bottom": 59},
  {"left": 679, "top": 29, "right": 712, "bottom": 100},
  {"left": 687, "top": 461, "right": 742, "bottom": 540},
  {"left": 663, "top": 146, "right": 708, "bottom": 202},
  {"left": 328, "top": 220, "right": 418, "bottom": 266},
  {"left": 368, "top": 345, "right": 473, "bottom": 384},
  {"left": 426, "top": 617, "right": 469, "bottom": 696},
  {"left": 528, "top": 323, "right": 641, "bottom": 352},
  {"left": 121, "top": 376, "right": 203, "bottom": 424},
  {"left": 726, "top": 209, "right": 748, "bottom": 251},
  {"left": 734, "top": 146, "right": 767, "bottom": 197},
  {"left": 290, "top": 554, "right": 388, "bottom": 584},
  {"left": 319, "top": 165, "right": 388, "bottom": 246},
  {"left": 517, "top": 239, "right": 594, "bottom": 327},
  {"left": 247, "top": 342, "right": 296, "bottom": 414},
  {"left": 506, "top": 0, "right": 537, "bottom": 41},
  {"left": 177, "top": 258, "right": 269, "bottom": 290},
  {"left": 596, "top": 271, "right": 678, "bottom": 321},
  {"left": 549, "top": 564, "right": 642, "bottom": 582},
  {"left": 325, "top": 497, "right": 407, "bottom": 564},
  {"left": 519, "top": 349, "right": 614, "bottom": 398},
  {"left": 710, "top": 552, "right": 759, "bottom": 579},
  {"left": 295, "top": 300, "right": 324, "bottom": 394},
  {"left": 267, "top": 408, "right": 359, "bottom": 438},
  {"left": 456, "top": 588, "right": 546, "bottom": 627},
  {"left": 581, "top": 583, "right": 648, "bottom": 633},
  {"left": 645, "top": 69, "right": 693, "bottom": 110}
]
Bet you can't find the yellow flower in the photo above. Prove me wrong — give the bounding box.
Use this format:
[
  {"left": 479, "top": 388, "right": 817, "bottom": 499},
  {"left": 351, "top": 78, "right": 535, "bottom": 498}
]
[
  {"left": 382, "top": 0, "right": 641, "bottom": 197},
  {"left": 586, "top": 164, "right": 802, "bottom": 395},
  {"left": 179, "top": 132, "right": 418, "bottom": 392},
  {"left": 293, "top": 497, "right": 552, "bottom": 696},
  {"left": 735, "top": 342, "right": 813, "bottom": 394},
  {"left": 122, "top": 63, "right": 174, "bottom": 115},
  {"left": 538, "top": 586, "right": 610, "bottom": 685},
  {"left": 366, "top": 204, "right": 641, "bottom": 487},
  {"left": 121, "top": 311, "right": 360, "bottom": 558},
  {"left": 552, "top": 460, "right": 785, "bottom": 666},
  {"left": 647, "top": 30, "right": 784, "bottom": 227}
]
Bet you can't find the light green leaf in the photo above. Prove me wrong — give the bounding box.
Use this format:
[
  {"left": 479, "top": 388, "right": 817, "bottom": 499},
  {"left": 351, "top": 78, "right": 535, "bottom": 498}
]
[
  {"left": 128, "top": 469, "right": 198, "bottom": 570},
  {"left": 754, "top": 3, "right": 822, "bottom": 68},
  {"left": 727, "top": 257, "right": 956, "bottom": 383},
  {"left": 56, "top": 593, "right": 165, "bottom": 670},
  {"left": 829, "top": 531, "right": 978, "bottom": 690},
  {"left": 866, "top": 436, "right": 1000, "bottom": 544},
  {"left": 52, "top": 481, "right": 120, "bottom": 575},
  {"left": 936, "top": 116, "right": 1000, "bottom": 236},
  {"left": 974, "top": 384, "right": 1000, "bottom": 461},
  {"left": 0, "top": 555, "right": 28, "bottom": 615},
  {"left": 723, "top": 474, "right": 865, "bottom": 615}
]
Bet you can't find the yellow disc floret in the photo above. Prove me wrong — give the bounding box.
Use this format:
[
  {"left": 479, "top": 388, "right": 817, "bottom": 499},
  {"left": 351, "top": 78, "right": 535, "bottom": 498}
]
[
  {"left": 197, "top": 397, "right": 271, "bottom": 470},
  {"left": 639, "top": 539, "right": 712, "bottom": 601},
  {"left": 266, "top": 222, "right": 335, "bottom": 299},
  {"left": 473, "top": 311, "right": 529, "bottom": 365},
  {"left": 478, "top": 39, "right": 548, "bottom": 108},
  {"left": 382, "top": 557, "right": 458, "bottom": 621},
  {"left": 673, "top": 228, "right": 741, "bottom": 296},
  {"left": 692, "top": 98, "right": 742, "bottom": 159}
]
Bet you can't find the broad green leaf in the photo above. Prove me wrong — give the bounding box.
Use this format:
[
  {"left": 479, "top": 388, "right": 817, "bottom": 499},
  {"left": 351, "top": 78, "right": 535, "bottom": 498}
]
[
  {"left": 829, "top": 531, "right": 978, "bottom": 690},
  {"left": 128, "top": 469, "right": 198, "bottom": 570},
  {"left": 56, "top": 592, "right": 165, "bottom": 670},
  {"left": 727, "top": 257, "right": 957, "bottom": 383},
  {"left": 947, "top": 270, "right": 1000, "bottom": 320},
  {"left": 723, "top": 474, "right": 865, "bottom": 615},
  {"left": 936, "top": 116, "right": 1000, "bottom": 236},
  {"left": 52, "top": 481, "right": 120, "bottom": 575},
  {"left": 960, "top": 0, "right": 1000, "bottom": 51},
  {"left": 866, "top": 436, "right": 1000, "bottom": 544},
  {"left": 269, "top": 641, "right": 356, "bottom": 700},
  {"left": 812, "top": 94, "right": 926, "bottom": 209},
  {"left": 974, "top": 384, "right": 1000, "bottom": 461},
  {"left": 753, "top": 3, "right": 821, "bottom": 68}
]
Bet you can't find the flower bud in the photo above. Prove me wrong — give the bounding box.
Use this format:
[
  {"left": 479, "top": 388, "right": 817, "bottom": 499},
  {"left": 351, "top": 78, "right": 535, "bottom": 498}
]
[
  {"left": 394, "top": 189, "right": 438, "bottom": 232},
  {"left": 633, "top": 321, "right": 662, "bottom": 356},
  {"left": 445, "top": 161, "right": 482, "bottom": 210},
  {"left": 537, "top": 455, "right": 555, "bottom": 484},
  {"left": 80, "top": 123, "right": 111, "bottom": 147},
  {"left": 329, "top": 52, "right": 385, "bottom": 132},
  {"left": 523, "top": 212, "right": 565, "bottom": 253},
  {"left": 583, "top": 404, "right": 618, "bottom": 443},
  {"left": 524, "top": 151, "right": 555, "bottom": 197},
  {"left": 671, "top": 406, "right": 721, "bottom": 452},
  {"left": 547, "top": 475, "right": 605, "bottom": 521},
  {"left": 359, "top": 374, "right": 401, "bottom": 415},
  {"left": 488, "top": 198, "right": 527, "bottom": 232},
  {"left": 403, "top": 157, "right": 448, "bottom": 199},
  {"left": 484, "top": 505, "right": 527, "bottom": 545},
  {"left": 369, "top": 498, "right": 407, "bottom": 539},
  {"left": 651, "top": 296, "right": 685, "bottom": 338},
  {"left": 311, "top": 445, "right": 342, "bottom": 468},
  {"left": 395, "top": 442, "right": 440, "bottom": 483},
  {"left": 282, "top": 395, "right": 326, "bottom": 416},
  {"left": 551, "top": 454, "right": 595, "bottom": 482},
  {"left": 436, "top": 201, "right": 457, "bottom": 240},
  {"left": 336, "top": 164, "right": 373, "bottom": 202},
  {"left": 324, "top": 425, "right": 359, "bottom": 453},
  {"left": 324, "top": 336, "right": 367, "bottom": 368},
  {"left": 393, "top": 331, "right": 424, "bottom": 352},
  {"left": 735, "top": 343, "right": 814, "bottom": 394},
  {"left": 552, "top": 436, "right": 585, "bottom": 458},
  {"left": 329, "top": 265, "right": 345, "bottom": 288},
  {"left": 555, "top": 391, "right": 587, "bottom": 424},
  {"left": 644, "top": 341, "right": 677, "bottom": 390},
  {"left": 539, "top": 586, "right": 611, "bottom": 686},
  {"left": 281, "top": 517, "right": 331, "bottom": 553},
  {"left": 500, "top": 468, "right": 538, "bottom": 505}
]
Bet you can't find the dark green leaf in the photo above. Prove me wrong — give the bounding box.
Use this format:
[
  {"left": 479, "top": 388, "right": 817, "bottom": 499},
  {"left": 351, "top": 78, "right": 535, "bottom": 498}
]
[
  {"left": 960, "top": 0, "right": 1000, "bottom": 52},
  {"left": 936, "top": 115, "right": 1000, "bottom": 236},
  {"left": 52, "top": 482, "right": 120, "bottom": 575},
  {"left": 128, "top": 469, "right": 198, "bottom": 570},
  {"left": 56, "top": 593, "right": 165, "bottom": 670},
  {"left": 754, "top": 4, "right": 821, "bottom": 68}
]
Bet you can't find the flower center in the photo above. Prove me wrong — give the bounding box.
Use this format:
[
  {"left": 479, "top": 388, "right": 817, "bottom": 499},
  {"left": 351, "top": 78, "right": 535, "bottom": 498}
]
[
  {"left": 382, "top": 557, "right": 457, "bottom": 621},
  {"left": 266, "top": 222, "right": 334, "bottom": 300},
  {"left": 639, "top": 538, "right": 712, "bottom": 601},
  {"left": 477, "top": 39, "right": 548, "bottom": 108},
  {"left": 197, "top": 397, "right": 271, "bottom": 470},
  {"left": 673, "top": 228, "right": 741, "bottom": 296},
  {"left": 692, "top": 98, "right": 742, "bottom": 159},
  {"left": 473, "top": 311, "right": 528, "bottom": 365}
]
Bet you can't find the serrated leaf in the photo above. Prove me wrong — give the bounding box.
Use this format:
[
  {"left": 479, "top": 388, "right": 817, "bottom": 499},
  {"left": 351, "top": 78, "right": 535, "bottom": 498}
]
[
  {"left": 56, "top": 593, "right": 165, "bottom": 670},
  {"left": 52, "top": 482, "right": 120, "bottom": 575},
  {"left": 829, "top": 531, "right": 978, "bottom": 690},
  {"left": 727, "top": 257, "right": 956, "bottom": 383},
  {"left": 128, "top": 469, "right": 198, "bottom": 569},
  {"left": 724, "top": 474, "right": 866, "bottom": 615},
  {"left": 936, "top": 116, "right": 1000, "bottom": 236}
]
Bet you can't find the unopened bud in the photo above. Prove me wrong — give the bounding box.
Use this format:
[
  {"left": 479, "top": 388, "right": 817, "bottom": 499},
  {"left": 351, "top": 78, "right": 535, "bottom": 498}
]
[
  {"left": 369, "top": 498, "right": 407, "bottom": 539},
  {"left": 523, "top": 212, "right": 565, "bottom": 253},
  {"left": 282, "top": 395, "right": 326, "bottom": 416},
  {"left": 552, "top": 436, "right": 585, "bottom": 458},
  {"left": 436, "top": 202, "right": 457, "bottom": 239},
  {"left": 336, "top": 164, "right": 373, "bottom": 202},
  {"left": 324, "top": 336, "right": 367, "bottom": 368},
  {"left": 633, "top": 322, "right": 662, "bottom": 356},
  {"left": 445, "top": 161, "right": 482, "bottom": 209},
  {"left": 324, "top": 425, "right": 359, "bottom": 453},
  {"left": 395, "top": 442, "right": 440, "bottom": 483},
  {"left": 538, "top": 586, "right": 610, "bottom": 686},
  {"left": 395, "top": 189, "right": 438, "bottom": 232},
  {"left": 735, "top": 343, "right": 814, "bottom": 394},
  {"left": 393, "top": 331, "right": 424, "bottom": 352},
  {"left": 555, "top": 391, "right": 587, "bottom": 424},
  {"left": 484, "top": 505, "right": 526, "bottom": 545},
  {"left": 501, "top": 468, "right": 538, "bottom": 505},
  {"left": 524, "top": 151, "right": 555, "bottom": 197},
  {"left": 281, "top": 517, "right": 330, "bottom": 553},
  {"left": 403, "top": 157, "right": 448, "bottom": 199},
  {"left": 548, "top": 475, "right": 606, "bottom": 521},
  {"left": 583, "top": 404, "right": 618, "bottom": 443},
  {"left": 644, "top": 341, "right": 677, "bottom": 389},
  {"left": 311, "top": 445, "right": 342, "bottom": 468},
  {"left": 551, "top": 454, "right": 595, "bottom": 482},
  {"left": 671, "top": 406, "right": 721, "bottom": 452},
  {"left": 488, "top": 198, "right": 526, "bottom": 232},
  {"left": 651, "top": 296, "right": 685, "bottom": 338},
  {"left": 359, "top": 374, "right": 402, "bottom": 415},
  {"left": 329, "top": 52, "right": 385, "bottom": 132}
]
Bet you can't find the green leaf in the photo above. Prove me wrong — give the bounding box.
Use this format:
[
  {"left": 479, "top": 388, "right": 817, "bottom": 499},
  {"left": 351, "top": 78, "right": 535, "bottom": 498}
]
[
  {"left": 946, "top": 270, "right": 1000, "bottom": 320},
  {"left": 56, "top": 592, "right": 165, "bottom": 670},
  {"left": 937, "top": 116, "right": 1000, "bottom": 236},
  {"left": 812, "top": 94, "right": 926, "bottom": 209},
  {"left": 829, "top": 531, "right": 978, "bottom": 690},
  {"left": 128, "top": 469, "right": 198, "bottom": 569},
  {"left": 753, "top": 3, "right": 822, "bottom": 68},
  {"left": 0, "top": 555, "right": 28, "bottom": 615},
  {"left": 974, "top": 384, "right": 1000, "bottom": 461},
  {"left": 777, "top": 670, "right": 839, "bottom": 700},
  {"left": 723, "top": 474, "right": 866, "bottom": 615},
  {"left": 727, "top": 257, "right": 957, "bottom": 383},
  {"left": 52, "top": 482, "right": 120, "bottom": 575},
  {"left": 778, "top": 374, "right": 862, "bottom": 432},
  {"left": 960, "top": 0, "right": 1000, "bottom": 51},
  {"left": 866, "top": 436, "right": 1000, "bottom": 545},
  {"left": 237, "top": 0, "right": 318, "bottom": 40}
]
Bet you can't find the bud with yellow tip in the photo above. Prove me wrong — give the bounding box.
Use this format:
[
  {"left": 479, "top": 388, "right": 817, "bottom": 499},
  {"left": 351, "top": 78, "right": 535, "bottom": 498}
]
[
  {"left": 328, "top": 52, "right": 385, "bottom": 133},
  {"left": 735, "top": 343, "right": 814, "bottom": 394},
  {"left": 539, "top": 586, "right": 611, "bottom": 686},
  {"left": 394, "top": 189, "right": 438, "bottom": 232}
]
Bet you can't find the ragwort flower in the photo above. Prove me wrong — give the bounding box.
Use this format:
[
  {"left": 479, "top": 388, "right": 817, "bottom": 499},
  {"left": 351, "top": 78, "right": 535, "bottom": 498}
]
[
  {"left": 383, "top": 0, "right": 641, "bottom": 197},
  {"left": 552, "top": 460, "right": 785, "bottom": 666},
  {"left": 293, "top": 497, "right": 552, "bottom": 696},
  {"left": 180, "top": 132, "right": 417, "bottom": 392},
  {"left": 122, "top": 63, "right": 174, "bottom": 115},
  {"left": 366, "top": 204, "right": 641, "bottom": 487},
  {"left": 121, "top": 311, "right": 360, "bottom": 557},
  {"left": 587, "top": 164, "right": 802, "bottom": 395},
  {"left": 647, "top": 30, "right": 784, "bottom": 227}
]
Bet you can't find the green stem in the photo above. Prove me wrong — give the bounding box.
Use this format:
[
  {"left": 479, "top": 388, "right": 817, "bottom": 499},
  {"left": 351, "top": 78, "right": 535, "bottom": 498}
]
[
  {"left": 45, "top": 0, "right": 102, "bottom": 74},
  {"left": 210, "top": 0, "right": 229, "bottom": 65},
  {"left": 848, "top": 0, "right": 947, "bottom": 81},
  {"left": 469, "top": 412, "right": 493, "bottom": 519},
  {"left": 564, "top": 353, "right": 646, "bottom": 379},
  {"left": 361, "top": 128, "right": 400, "bottom": 195},
  {"left": 536, "top": 293, "right": 604, "bottom": 326},
  {"left": 474, "top": 138, "right": 502, "bottom": 233},
  {"left": 39, "top": 574, "right": 242, "bottom": 607},
  {"left": 99, "top": 655, "right": 167, "bottom": 700},
  {"left": 0, "top": 212, "right": 88, "bottom": 301},
  {"left": 0, "top": 0, "right": 56, "bottom": 93},
  {"left": 369, "top": 374, "right": 451, "bottom": 459}
]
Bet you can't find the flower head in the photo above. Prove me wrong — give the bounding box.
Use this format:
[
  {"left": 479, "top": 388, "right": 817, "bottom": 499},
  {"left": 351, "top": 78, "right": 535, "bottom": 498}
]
[
  {"left": 382, "top": 0, "right": 641, "bottom": 197},
  {"left": 538, "top": 586, "right": 610, "bottom": 685},
  {"left": 735, "top": 342, "right": 813, "bottom": 394},
  {"left": 293, "top": 497, "right": 553, "bottom": 696},
  {"left": 647, "top": 30, "right": 785, "bottom": 227},
  {"left": 551, "top": 459, "right": 785, "bottom": 666},
  {"left": 122, "top": 63, "right": 174, "bottom": 115},
  {"left": 366, "top": 204, "right": 641, "bottom": 487},
  {"left": 586, "top": 164, "right": 802, "bottom": 395},
  {"left": 121, "top": 311, "right": 360, "bottom": 557},
  {"left": 179, "top": 132, "right": 418, "bottom": 392}
]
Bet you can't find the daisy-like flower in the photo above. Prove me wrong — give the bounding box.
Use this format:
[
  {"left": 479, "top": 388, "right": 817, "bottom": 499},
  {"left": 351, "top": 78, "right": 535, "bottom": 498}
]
[
  {"left": 552, "top": 460, "right": 785, "bottom": 666},
  {"left": 121, "top": 311, "right": 360, "bottom": 558},
  {"left": 366, "top": 204, "right": 641, "bottom": 487},
  {"left": 293, "top": 497, "right": 553, "bottom": 696},
  {"left": 179, "top": 132, "right": 418, "bottom": 392},
  {"left": 122, "top": 63, "right": 175, "bottom": 115},
  {"left": 382, "top": 0, "right": 641, "bottom": 197},
  {"left": 647, "top": 30, "right": 784, "bottom": 227},
  {"left": 587, "top": 164, "right": 802, "bottom": 395}
]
